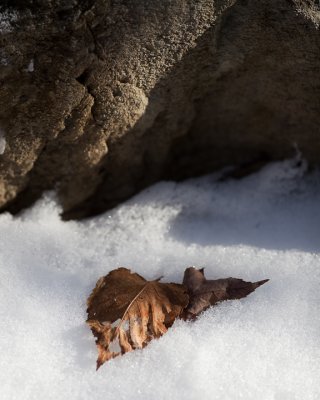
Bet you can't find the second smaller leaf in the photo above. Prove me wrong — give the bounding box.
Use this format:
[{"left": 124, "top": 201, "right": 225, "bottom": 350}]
[{"left": 182, "top": 266, "right": 268, "bottom": 319}]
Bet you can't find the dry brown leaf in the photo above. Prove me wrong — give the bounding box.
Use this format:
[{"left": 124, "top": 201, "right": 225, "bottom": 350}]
[
  {"left": 182, "top": 266, "right": 269, "bottom": 319},
  {"left": 87, "top": 267, "right": 188, "bottom": 369}
]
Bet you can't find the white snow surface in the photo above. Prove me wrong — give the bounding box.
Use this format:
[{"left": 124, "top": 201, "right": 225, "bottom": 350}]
[{"left": 0, "top": 159, "right": 320, "bottom": 400}]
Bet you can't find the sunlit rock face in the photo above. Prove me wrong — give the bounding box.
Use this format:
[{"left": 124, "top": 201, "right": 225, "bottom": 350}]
[{"left": 0, "top": 0, "right": 320, "bottom": 218}]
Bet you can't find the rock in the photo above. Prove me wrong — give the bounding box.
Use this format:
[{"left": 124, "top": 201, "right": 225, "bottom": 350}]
[{"left": 0, "top": 0, "right": 319, "bottom": 218}]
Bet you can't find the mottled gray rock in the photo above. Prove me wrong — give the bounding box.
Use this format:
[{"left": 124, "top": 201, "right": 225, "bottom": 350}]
[{"left": 0, "top": 0, "right": 319, "bottom": 218}]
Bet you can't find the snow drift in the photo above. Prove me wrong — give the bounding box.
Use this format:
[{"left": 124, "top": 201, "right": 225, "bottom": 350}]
[{"left": 0, "top": 158, "right": 319, "bottom": 400}]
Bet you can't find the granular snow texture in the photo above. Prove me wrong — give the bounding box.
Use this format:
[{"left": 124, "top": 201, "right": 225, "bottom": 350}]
[{"left": 0, "top": 159, "right": 319, "bottom": 400}]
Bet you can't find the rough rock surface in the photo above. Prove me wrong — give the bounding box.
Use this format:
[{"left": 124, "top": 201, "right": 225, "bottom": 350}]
[{"left": 0, "top": 0, "right": 319, "bottom": 218}]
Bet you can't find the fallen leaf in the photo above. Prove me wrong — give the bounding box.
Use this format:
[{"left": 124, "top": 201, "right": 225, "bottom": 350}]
[
  {"left": 87, "top": 267, "right": 188, "bottom": 369},
  {"left": 182, "top": 266, "right": 269, "bottom": 319}
]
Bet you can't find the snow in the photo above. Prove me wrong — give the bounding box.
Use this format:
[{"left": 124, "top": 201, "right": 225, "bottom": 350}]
[
  {"left": 0, "top": 128, "right": 6, "bottom": 154},
  {"left": 27, "top": 59, "right": 34, "bottom": 73},
  {"left": 0, "top": 158, "right": 320, "bottom": 400}
]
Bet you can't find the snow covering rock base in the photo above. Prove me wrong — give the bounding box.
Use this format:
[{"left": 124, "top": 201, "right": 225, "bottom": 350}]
[{"left": 0, "top": 160, "right": 319, "bottom": 399}]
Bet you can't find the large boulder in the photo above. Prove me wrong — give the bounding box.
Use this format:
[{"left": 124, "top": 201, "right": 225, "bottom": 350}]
[{"left": 0, "top": 0, "right": 319, "bottom": 218}]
